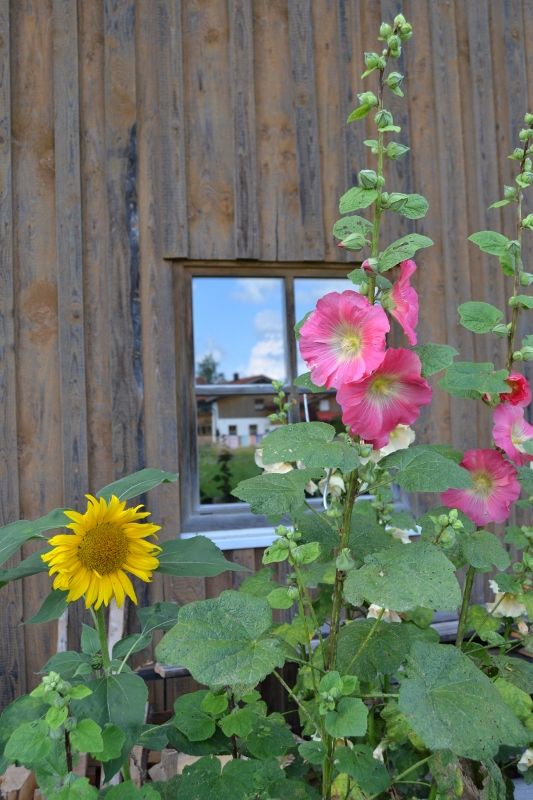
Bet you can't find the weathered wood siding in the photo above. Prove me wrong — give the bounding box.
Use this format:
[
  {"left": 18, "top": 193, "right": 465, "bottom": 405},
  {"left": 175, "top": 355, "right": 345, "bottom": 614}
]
[{"left": 1, "top": 0, "right": 532, "bottom": 707}]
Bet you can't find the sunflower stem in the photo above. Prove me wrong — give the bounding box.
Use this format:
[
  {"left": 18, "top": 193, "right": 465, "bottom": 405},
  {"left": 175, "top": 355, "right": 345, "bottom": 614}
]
[{"left": 95, "top": 606, "right": 111, "bottom": 673}]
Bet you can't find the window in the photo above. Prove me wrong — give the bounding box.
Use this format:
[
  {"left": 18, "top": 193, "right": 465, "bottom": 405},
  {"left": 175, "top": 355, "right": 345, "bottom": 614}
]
[{"left": 174, "top": 262, "right": 352, "bottom": 537}]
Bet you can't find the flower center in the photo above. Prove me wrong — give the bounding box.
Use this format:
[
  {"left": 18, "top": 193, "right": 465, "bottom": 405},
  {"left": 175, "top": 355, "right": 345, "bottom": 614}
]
[
  {"left": 78, "top": 522, "right": 129, "bottom": 575},
  {"left": 335, "top": 324, "right": 362, "bottom": 357},
  {"left": 472, "top": 470, "right": 493, "bottom": 497},
  {"left": 370, "top": 375, "right": 395, "bottom": 396}
]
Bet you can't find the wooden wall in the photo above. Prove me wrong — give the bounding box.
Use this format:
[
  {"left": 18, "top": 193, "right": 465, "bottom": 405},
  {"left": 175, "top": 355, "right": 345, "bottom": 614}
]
[{"left": 1, "top": 0, "right": 532, "bottom": 708}]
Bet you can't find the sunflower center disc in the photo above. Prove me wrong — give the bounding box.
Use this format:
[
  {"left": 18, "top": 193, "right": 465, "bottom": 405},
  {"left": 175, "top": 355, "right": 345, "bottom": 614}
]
[{"left": 78, "top": 522, "right": 129, "bottom": 574}]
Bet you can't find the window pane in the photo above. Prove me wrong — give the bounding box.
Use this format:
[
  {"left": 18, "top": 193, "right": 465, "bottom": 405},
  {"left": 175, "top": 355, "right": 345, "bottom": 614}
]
[
  {"left": 294, "top": 277, "right": 354, "bottom": 375},
  {"left": 193, "top": 277, "right": 287, "bottom": 384},
  {"left": 197, "top": 392, "right": 275, "bottom": 504}
]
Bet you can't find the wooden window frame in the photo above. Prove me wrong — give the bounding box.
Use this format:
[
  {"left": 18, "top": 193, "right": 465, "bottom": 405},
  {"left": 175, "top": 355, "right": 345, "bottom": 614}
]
[{"left": 173, "top": 260, "right": 351, "bottom": 538}]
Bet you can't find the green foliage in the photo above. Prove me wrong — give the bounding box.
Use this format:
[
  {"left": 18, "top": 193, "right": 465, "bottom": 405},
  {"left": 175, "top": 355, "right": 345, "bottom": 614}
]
[
  {"left": 344, "top": 541, "right": 461, "bottom": 611},
  {"left": 26, "top": 588, "right": 68, "bottom": 623},
  {"left": 413, "top": 343, "right": 458, "bottom": 376},
  {"left": 383, "top": 192, "right": 428, "bottom": 219},
  {"left": 458, "top": 301, "right": 504, "bottom": 333},
  {"left": 231, "top": 470, "right": 318, "bottom": 522},
  {"left": 440, "top": 361, "right": 509, "bottom": 398},
  {"left": 156, "top": 591, "right": 287, "bottom": 689},
  {"left": 96, "top": 467, "right": 178, "bottom": 501},
  {"left": 334, "top": 745, "right": 391, "bottom": 794},
  {"left": 0, "top": 507, "right": 68, "bottom": 569},
  {"left": 0, "top": 548, "right": 49, "bottom": 588},
  {"left": 71, "top": 673, "right": 148, "bottom": 730},
  {"left": 292, "top": 372, "right": 326, "bottom": 393},
  {"left": 112, "top": 602, "right": 181, "bottom": 659},
  {"left": 173, "top": 691, "right": 217, "bottom": 741},
  {"left": 399, "top": 642, "right": 528, "bottom": 759},
  {"left": 378, "top": 233, "right": 433, "bottom": 271},
  {"left": 461, "top": 530, "right": 511, "bottom": 572},
  {"left": 380, "top": 445, "right": 472, "bottom": 491},
  {"left": 324, "top": 697, "right": 367, "bottom": 738},
  {"left": 261, "top": 422, "right": 359, "bottom": 472},
  {"left": 468, "top": 230, "right": 512, "bottom": 257},
  {"left": 339, "top": 186, "right": 378, "bottom": 212},
  {"left": 157, "top": 535, "right": 247, "bottom": 577}
]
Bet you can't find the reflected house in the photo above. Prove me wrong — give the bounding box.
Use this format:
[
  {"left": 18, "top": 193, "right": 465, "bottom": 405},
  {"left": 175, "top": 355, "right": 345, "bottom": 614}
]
[{"left": 196, "top": 373, "right": 343, "bottom": 448}]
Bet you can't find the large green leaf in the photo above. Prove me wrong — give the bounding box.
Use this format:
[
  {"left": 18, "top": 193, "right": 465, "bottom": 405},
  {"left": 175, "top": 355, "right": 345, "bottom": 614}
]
[
  {"left": 343, "top": 542, "right": 461, "bottom": 612},
  {"left": 339, "top": 187, "right": 378, "bottom": 213},
  {"left": 332, "top": 214, "right": 373, "bottom": 242},
  {"left": 325, "top": 697, "right": 367, "bottom": 738},
  {"left": 157, "top": 536, "right": 246, "bottom": 578},
  {"left": 378, "top": 233, "right": 433, "bottom": 272},
  {"left": 440, "top": 362, "right": 509, "bottom": 398},
  {"left": 458, "top": 301, "right": 503, "bottom": 333},
  {"left": 380, "top": 445, "right": 472, "bottom": 492},
  {"left": 461, "top": 531, "right": 510, "bottom": 572},
  {"left": 0, "top": 548, "right": 49, "bottom": 588},
  {"left": 231, "top": 470, "right": 317, "bottom": 522},
  {"left": 261, "top": 422, "right": 359, "bottom": 472},
  {"left": 468, "top": 230, "right": 511, "bottom": 257},
  {"left": 413, "top": 343, "right": 458, "bottom": 377},
  {"left": 336, "top": 620, "right": 438, "bottom": 681},
  {"left": 40, "top": 651, "right": 92, "bottom": 680},
  {"left": 26, "top": 589, "right": 68, "bottom": 624},
  {"left": 96, "top": 468, "right": 178, "bottom": 502},
  {"left": 334, "top": 745, "right": 391, "bottom": 794},
  {"left": 0, "top": 508, "right": 68, "bottom": 568},
  {"left": 399, "top": 642, "right": 528, "bottom": 759},
  {"left": 71, "top": 672, "right": 148, "bottom": 729},
  {"left": 156, "top": 591, "right": 287, "bottom": 689}
]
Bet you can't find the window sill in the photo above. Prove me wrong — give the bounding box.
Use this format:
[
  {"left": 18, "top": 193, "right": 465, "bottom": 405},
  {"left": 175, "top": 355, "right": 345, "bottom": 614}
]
[{"left": 181, "top": 526, "right": 278, "bottom": 550}]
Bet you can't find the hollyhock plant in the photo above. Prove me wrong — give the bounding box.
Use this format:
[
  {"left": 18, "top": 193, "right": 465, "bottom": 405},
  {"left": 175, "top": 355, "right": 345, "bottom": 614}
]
[
  {"left": 499, "top": 372, "right": 532, "bottom": 406},
  {"left": 337, "top": 348, "right": 432, "bottom": 447},
  {"left": 298, "top": 289, "right": 389, "bottom": 389},
  {"left": 441, "top": 448, "right": 521, "bottom": 525},
  {"left": 388, "top": 259, "right": 419, "bottom": 345},
  {"left": 492, "top": 403, "right": 533, "bottom": 465}
]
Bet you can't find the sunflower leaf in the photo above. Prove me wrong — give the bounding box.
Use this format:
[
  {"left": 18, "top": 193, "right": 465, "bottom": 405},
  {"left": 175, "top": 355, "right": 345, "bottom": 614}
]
[
  {"left": 157, "top": 536, "right": 247, "bottom": 578},
  {"left": 96, "top": 468, "right": 178, "bottom": 502},
  {"left": 26, "top": 589, "right": 68, "bottom": 624},
  {"left": 0, "top": 548, "right": 49, "bottom": 589},
  {"left": 0, "top": 508, "right": 69, "bottom": 568}
]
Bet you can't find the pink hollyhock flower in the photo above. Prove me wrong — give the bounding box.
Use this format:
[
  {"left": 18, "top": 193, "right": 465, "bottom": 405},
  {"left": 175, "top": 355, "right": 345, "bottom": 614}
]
[
  {"left": 336, "top": 348, "right": 432, "bottom": 447},
  {"left": 492, "top": 403, "right": 533, "bottom": 466},
  {"left": 499, "top": 373, "right": 531, "bottom": 407},
  {"left": 298, "top": 290, "right": 390, "bottom": 389},
  {"left": 388, "top": 259, "right": 419, "bottom": 345},
  {"left": 441, "top": 448, "right": 520, "bottom": 525}
]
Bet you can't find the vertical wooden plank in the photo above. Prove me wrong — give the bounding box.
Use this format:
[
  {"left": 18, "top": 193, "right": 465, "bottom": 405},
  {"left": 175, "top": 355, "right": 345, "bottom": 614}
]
[
  {"left": 182, "top": 0, "right": 235, "bottom": 259},
  {"left": 105, "top": 0, "right": 143, "bottom": 479},
  {"left": 311, "top": 0, "right": 344, "bottom": 261},
  {"left": 229, "top": 0, "right": 259, "bottom": 259},
  {"left": 158, "top": 0, "right": 189, "bottom": 259},
  {"left": 403, "top": 0, "right": 450, "bottom": 450},
  {"left": 135, "top": 0, "right": 181, "bottom": 601},
  {"left": 53, "top": 0, "right": 89, "bottom": 508},
  {"left": 0, "top": 0, "right": 26, "bottom": 707},
  {"left": 288, "top": 0, "right": 325, "bottom": 261},
  {"left": 253, "top": 0, "right": 303, "bottom": 260},
  {"left": 428, "top": 0, "right": 475, "bottom": 452},
  {"left": 11, "top": 0, "right": 63, "bottom": 687},
  {"left": 78, "top": 0, "right": 114, "bottom": 492},
  {"left": 336, "top": 0, "right": 366, "bottom": 189}
]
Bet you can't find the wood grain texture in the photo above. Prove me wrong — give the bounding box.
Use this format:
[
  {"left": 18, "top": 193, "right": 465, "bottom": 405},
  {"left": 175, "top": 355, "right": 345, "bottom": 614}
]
[
  {"left": 0, "top": 0, "right": 26, "bottom": 707},
  {"left": 11, "top": 0, "right": 63, "bottom": 688},
  {"left": 229, "top": 0, "right": 259, "bottom": 259},
  {"left": 158, "top": 0, "right": 189, "bottom": 259},
  {"left": 288, "top": 0, "right": 325, "bottom": 260}
]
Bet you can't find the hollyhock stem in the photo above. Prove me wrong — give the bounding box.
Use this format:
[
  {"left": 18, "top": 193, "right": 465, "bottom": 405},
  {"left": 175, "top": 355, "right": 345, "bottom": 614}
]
[
  {"left": 456, "top": 565, "right": 476, "bottom": 647},
  {"left": 368, "top": 73, "right": 386, "bottom": 306},
  {"left": 506, "top": 137, "right": 528, "bottom": 371}
]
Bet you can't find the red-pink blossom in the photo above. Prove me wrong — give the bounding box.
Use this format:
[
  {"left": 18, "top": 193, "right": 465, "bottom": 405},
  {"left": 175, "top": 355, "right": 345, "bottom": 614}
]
[
  {"left": 441, "top": 448, "right": 520, "bottom": 525},
  {"left": 499, "top": 373, "right": 531, "bottom": 407},
  {"left": 336, "top": 348, "right": 432, "bottom": 447},
  {"left": 493, "top": 403, "right": 533, "bottom": 466},
  {"left": 298, "top": 290, "right": 390, "bottom": 389},
  {"left": 389, "top": 259, "right": 419, "bottom": 345}
]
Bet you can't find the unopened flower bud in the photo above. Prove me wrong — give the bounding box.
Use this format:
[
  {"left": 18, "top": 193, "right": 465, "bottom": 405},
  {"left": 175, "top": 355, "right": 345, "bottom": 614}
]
[
  {"left": 519, "top": 128, "right": 533, "bottom": 141},
  {"left": 439, "top": 527, "right": 456, "bottom": 547},
  {"left": 359, "top": 169, "right": 378, "bottom": 189},
  {"left": 287, "top": 585, "right": 299, "bottom": 600},
  {"left": 521, "top": 346, "right": 533, "bottom": 361},
  {"left": 364, "top": 52, "right": 385, "bottom": 72},
  {"left": 504, "top": 185, "right": 517, "bottom": 199},
  {"left": 336, "top": 548, "right": 355, "bottom": 572},
  {"left": 358, "top": 90, "right": 378, "bottom": 108},
  {"left": 448, "top": 508, "right": 458, "bottom": 522},
  {"left": 399, "top": 23, "right": 413, "bottom": 40},
  {"left": 520, "top": 272, "right": 533, "bottom": 286},
  {"left": 492, "top": 323, "right": 509, "bottom": 337},
  {"left": 375, "top": 109, "right": 394, "bottom": 129},
  {"left": 393, "top": 13, "right": 406, "bottom": 27},
  {"left": 438, "top": 514, "right": 449, "bottom": 527},
  {"left": 379, "top": 22, "right": 392, "bottom": 40},
  {"left": 524, "top": 112, "right": 533, "bottom": 126},
  {"left": 385, "top": 71, "right": 404, "bottom": 92},
  {"left": 513, "top": 350, "right": 524, "bottom": 361}
]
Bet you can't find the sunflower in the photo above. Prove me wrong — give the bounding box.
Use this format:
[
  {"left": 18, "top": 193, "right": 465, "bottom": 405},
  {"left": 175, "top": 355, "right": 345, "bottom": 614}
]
[{"left": 42, "top": 494, "right": 161, "bottom": 609}]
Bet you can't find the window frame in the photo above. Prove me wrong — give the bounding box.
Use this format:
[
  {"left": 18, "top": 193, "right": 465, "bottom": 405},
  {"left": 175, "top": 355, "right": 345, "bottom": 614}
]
[{"left": 173, "top": 260, "right": 353, "bottom": 538}]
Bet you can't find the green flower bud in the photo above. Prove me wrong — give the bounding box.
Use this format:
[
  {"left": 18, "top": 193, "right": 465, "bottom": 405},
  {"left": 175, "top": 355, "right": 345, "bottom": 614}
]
[
  {"left": 359, "top": 443, "right": 373, "bottom": 458},
  {"left": 519, "top": 272, "right": 533, "bottom": 286},
  {"left": 448, "top": 508, "right": 458, "bottom": 522},
  {"left": 336, "top": 548, "right": 356, "bottom": 572},
  {"left": 399, "top": 23, "right": 413, "bottom": 40},
  {"left": 91, "top": 653, "right": 104, "bottom": 671},
  {"left": 287, "top": 585, "right": 299, "bottom": 600},
  {"left": 521, "top": 346, "right": 533, "bottom": 361},
  {"left": 439, "top": 527, "right": 456, "bottom": 547},
  {"left": 393, "top": 13, "right": 406, "bottom": 27},
  {"left": 504, "top": 184, "right": 518, "bottom": 199},
  {"left": 519, "top": 128, "right": 533, "bottom": 141},
  {"left": 438, "top": 514, "right": 449, "bottom": 527},
  {"left": 375, "top": 109, "right": 394, "bottom": 129},
  {"left": 513, "top": 350, "right": 524, "bottom": 361},
  {"left": 358, "top": 90, "right": 378, "bottom": 108},
  {"left": 364, "top": 52, "right": 386, "bottom": 72},
  {"left": 492, "top": 323, "right": 509, "bottom": 337},
  {"left": 524, "top": 112, "right": 533, "bottom": 126},
  {"left": 510, "top": 147, "right": 524, "bottom": 160},
  {"left": 452, "top": 520, "right": 464, "bottom": 530},
  {"left": 379, "top": 22, "right": 392, "bottom": 40},
  {"left": 359, "top": 169, "right": 378, "bottom": 189},
  {"left": 385, "top": 71, "right": 404, "bottom": 92},
  {"left": 375, "top": 175, "right": 386, "bottom": 188}
]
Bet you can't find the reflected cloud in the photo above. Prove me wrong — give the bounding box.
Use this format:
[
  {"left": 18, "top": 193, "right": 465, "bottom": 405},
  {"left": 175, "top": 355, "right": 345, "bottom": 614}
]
[{"left": 232, "top": 278, "right": 279, "bottom": 304}]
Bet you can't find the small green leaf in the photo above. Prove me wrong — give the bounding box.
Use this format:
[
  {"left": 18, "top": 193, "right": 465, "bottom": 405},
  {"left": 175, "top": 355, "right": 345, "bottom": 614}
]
[
  {"left": 462, "top": 531, "right": 510, "bottom": 572},
  {"left": 45, "top": 704, "right": 68, "bottom": 729},
  {"left": 299, "top": 740, "right": 326, "bottom": 765},
  {"left": 70, "top": 719, "right": 103, "bottom": 753},
  {"left": 334, "top": 745, "right": 391, "bottom": 794},
  {"left": 468, "top": 231, "right": 511, "bottom": 257},
  {"left": 231, "top": 470, "right": 318, "bottom": 522},
  {"left": 440, "top": 362, "right": 509, "bottom": 398},
  {"left": 413, "top": 343, "right": 458, "bottom": 376},
  {"left": 5, "top": 720, "right": 52, "bottom": 765},
  {"left": 158, "top": 536, "right": 247, "bottom": 577},
  {"left": 292, "top": 372, "right": 326, "bottom": 393},
  {"left": 80, "top": 623, "right": 101, "bottom": 656},
  {"left": 332, "top": 215, "right": 373, "bottom": 242},
  {"left": 40, "top": 651, "right": 92, "bottom": 680},
  {"left": 26, "top": 589, "right": 68, "bottom": 624},
  {"left": 219, "top": 706, "right": 256, "bottom": 738},
  {"left": 267, "top": 587, "right": 295, "bottom": 610},
  {"left": 344, "top": 542, "right": 461, "bottom": 612},
  {"left": 173, "top": 691, "right": 217, "bottom": 741},
  {"left": 201, "top": 691, "right": 229, "bottom": 716},
  {"left": 510, "top": 294, "right": 533, "bottom": 308},
  {"left": 378, "top": 233, "right": 433, "bottom": 272},
  {"left": 90, "top": 724, "right": 126, "bottom": 762},
  {"left": 494, "top": 678, "right": 533, "bottom": 722},
  {"left": 339, "top": 187, "right": 378, "bottom": 213},
  {"left": 347, "top": 104, "right": 372, "bottom": 123},
  {"left": 71, "top": 672, "right": 148, "bottom": 730},
  {"left": 381, "top": 445, "right": 472, "bottom": 492},
  {"left": 325, "top": 697, "right": 367, "bottom": 738},
  {"left": 68, "top": 684, "right": 93, "bottom": 700},
  {"left": 385, "top": 141, "right": 410, "bottom": 160},
  {"left": 96, "top": 468, "right": 178, "bottom": 502},
  {"left": 156, "top": 591, "right": 287, "bottom": 689},
  {"left": 458, "top": 301, "right": 504, "bottom": 333},
  {"left": 387, "top": 193, "right": 429, "bottom": 219}
]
